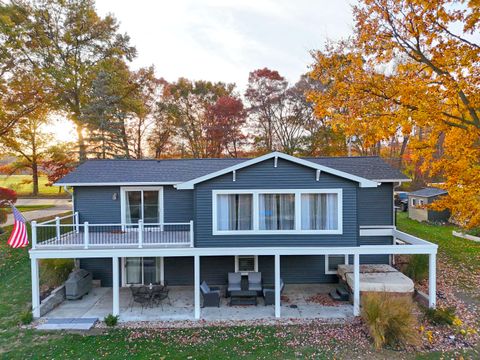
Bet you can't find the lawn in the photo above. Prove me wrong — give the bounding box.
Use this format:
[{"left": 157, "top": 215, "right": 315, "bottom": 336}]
[
  {"left": 396, "top": 212, "right": 480, "bottom": 275},
  {"left": 5, "top": 205, "right": 55, "bottom": 213},
  {"left": 0, "top": 175, "right": 66, "bottom": 197},
  {"left": 0, "top": 213, "right": 478, "bottom": 359}
]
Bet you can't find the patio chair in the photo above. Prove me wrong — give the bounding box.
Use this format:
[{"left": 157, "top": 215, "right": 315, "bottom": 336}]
[
  {"left": 200, "top": 281, "right": 221, "bottom": 307},
  {"left": 151, "top": 285, "right": 170, "bottom": 308},
  {"left": 131, "top": 286, "right": 152, "bottom": 313},
  {"left": 227, "top": 272, "right": 242, "bottom": 297},
  {"left": 248, "top": 272, "right": 262, "bottom": 295},
  {"left": 263, "top": 279, "right": 285, "bottom": 306}
]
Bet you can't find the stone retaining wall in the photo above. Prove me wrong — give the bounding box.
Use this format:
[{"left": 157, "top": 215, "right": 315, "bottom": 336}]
[{"left": 40, "top": 285, "right": 65, "bottom": 316}]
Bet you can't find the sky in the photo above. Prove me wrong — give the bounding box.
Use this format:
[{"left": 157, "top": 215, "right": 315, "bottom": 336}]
[{"left": 51, "top": 0, "right": 355, "bottom": 143}]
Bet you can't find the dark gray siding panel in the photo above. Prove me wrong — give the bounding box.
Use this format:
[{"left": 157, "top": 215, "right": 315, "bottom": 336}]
[
  {"left": 194, "top": 158, "right": 358, "bottom": 247},
  {"left": 426, "top": 196, "right": 450, "bottom": 222},
  {"left": 79, "top": 258, "right": 113, "bottom": 287},
  {"left": 164, "top": 187, "right": 194, "bottom": 222},
  {"left": 74, "top": 186, "right": 121, "bottom": 224},
  {"left": 359, "top": 235, "right": 392, "bottom": 264},
  {"left": 358, "top": 183, "right": 393, "bottom": 226},
  {"left": 259, "top": 255, "right": 336, "bottom": 284},
  {"left": 164, "top": 257, "right": 193, "bottom": 285},
  {"left": 201, "top": 256, "right": 235, "bottom": 285}
]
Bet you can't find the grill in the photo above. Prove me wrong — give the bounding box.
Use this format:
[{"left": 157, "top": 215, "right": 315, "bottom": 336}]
[{"left": 65, "top": 269, "right": 92, "bottom": 300}]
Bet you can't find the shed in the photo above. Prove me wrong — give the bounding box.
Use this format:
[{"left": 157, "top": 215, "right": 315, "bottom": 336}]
[{"left": 408, "top": 187, "right": 450, "bottom": 222}]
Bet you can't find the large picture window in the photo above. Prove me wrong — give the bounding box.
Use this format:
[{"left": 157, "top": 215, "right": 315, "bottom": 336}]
[
  {"left": 217, "top": 194, "right": 253, "bottom": 231},
  {"left": 213, "top": 189, "right": 342, "bottom": 235}
]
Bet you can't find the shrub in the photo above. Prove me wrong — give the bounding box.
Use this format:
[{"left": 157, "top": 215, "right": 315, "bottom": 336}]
[
  {"left": 361, "top": 293, "right": 420, "bottom": 350},
  {"left": 403, "top": 254, "right": 429, "bottom": 282},
  {"left": 40, "top": 259, "right": 74, "bottom": 288},
  {"left": 19, "top": 310, "right": 33, "bottom": 325},
  {"left": 424, "top": 307, "right": 456, "bottom": 325},
  {"left": 104, "top": 314, "right": 119, "bottom": 327}
]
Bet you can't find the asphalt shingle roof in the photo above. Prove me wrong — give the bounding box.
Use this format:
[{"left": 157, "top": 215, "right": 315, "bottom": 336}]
[
  {"left": 409, "top": 187, "right": 447, "bottom": 198},
  {"left": 56, "top": 156, "right": 409, "bottom": 185}
]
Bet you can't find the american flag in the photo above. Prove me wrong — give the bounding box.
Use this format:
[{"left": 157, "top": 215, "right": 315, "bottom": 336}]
[{"left": 7, "top": 205, "right": 29, "bottom": 248}]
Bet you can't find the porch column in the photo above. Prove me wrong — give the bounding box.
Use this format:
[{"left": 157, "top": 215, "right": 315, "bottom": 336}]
[
  {"left": 112, "top": 257, "right": 120, "bottom": 316},
  {"left": 274, "top": 254, "right": 281, "bottom": 318},
  {"left": 429, "top": 252, "right": 437, "bottom": 309},
  {"left": 353, "top": 253, "right": 360, "bottom": 316},
  {"left": 194, "top": 255, "right": 201, "bottom": 320},
  {"left": 31, "top": 258, "right": 40, "bottom": 318}
]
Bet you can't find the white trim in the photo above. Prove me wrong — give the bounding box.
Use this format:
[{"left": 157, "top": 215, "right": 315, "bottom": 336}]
[
  {"left": 112, "top": 257, "right": 120, "bottom": 316},
  {"left": 54, "top": 182, "right": 179, "bottom": 187},
  {"left": 325, "top": 254, "right": 347, "bottom": 275},
  {"left": 120, "top": 186, "right": 164, "bottom": 227},
  {"left": 176, "top": 152, "right": 379, "bottom": 189},
  {"left": 234, "top": 255, "right": 259, "bottom": 274},
  {"left": 212, "top": 189, "right": 343, "bottom": 235},
  {"left": 373, "top": 179, "right": 412, "bottom": 183}
]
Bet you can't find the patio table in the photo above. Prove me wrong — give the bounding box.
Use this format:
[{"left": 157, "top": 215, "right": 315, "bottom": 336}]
[{"left": 229, "top": 290, "right": 258, "bottom": 306}]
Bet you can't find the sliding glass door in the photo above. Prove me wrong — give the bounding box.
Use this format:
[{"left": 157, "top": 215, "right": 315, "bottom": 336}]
[
  {"left": 122, "top": 187, "right": 163, "bottom": 226},
  {"left": 124, "top": 257, "right": 162, "bottom": 286}
]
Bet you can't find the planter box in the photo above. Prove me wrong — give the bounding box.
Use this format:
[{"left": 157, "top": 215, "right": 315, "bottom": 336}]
[{"left": 452, "top": 231, "right": 480, "bottom": 243}]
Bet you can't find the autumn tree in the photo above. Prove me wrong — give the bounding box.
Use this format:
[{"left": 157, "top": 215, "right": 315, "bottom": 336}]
[
  {"left": 308, "top": 0, "right": 480, "bottom": 227},
  {"left": 42, "top": 143, "right": 76, "bottom": 191},
  {"left": 0, "top": 187, "right": 16, "bottom": 227},
  {"left": 159, "top": 79, "right": 240, "bottom": 158},
  {"left": 0, "top": 0, "right": 136, "bottom": 160}
]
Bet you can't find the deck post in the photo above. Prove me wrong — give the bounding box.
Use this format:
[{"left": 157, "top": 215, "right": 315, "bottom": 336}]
[
  {"left": 429, "top": 252, "right": 437, "bottom": 308},
  {"left": 138, "top": 220, "right": 143, "bottom": 248},
  {"left": 84, "top": 222, "right": 89, "bottom": 249},
  {"left": 274, "top": 254, "right": 281, "bottom": 318},
  {"left": 112, "top": 256, "right": 120, "bottom": 316},
  {"left": 55, "top": 216, "right": 61, "bottom": 242},
  {"left": 74, "top": 212, "right": 80, "bottom": 233},
  {"left": 31, "top": 221, "right": 37, "bottom": 250},
  {"left": 189, "top": 220, "right": 194, "bottom": 247},
  {"left": 31, "top": 258, "right": 40, "bottom": 318},
  {"left": 194, "top": 255, "right": 201, "bottom": 320},
  {"left": 353, "top": 253, "right": 360, "bottom": 316}
]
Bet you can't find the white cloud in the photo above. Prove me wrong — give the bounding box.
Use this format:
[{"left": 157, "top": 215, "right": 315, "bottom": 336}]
[{"left": 95, "top": 0, "right": 354, "bottom": 91}]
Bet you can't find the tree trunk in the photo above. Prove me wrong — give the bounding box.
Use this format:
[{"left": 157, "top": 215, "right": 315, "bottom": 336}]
[
  {"left": 76, "top": 124, "right": 87, "bottom": 161},
  {"left": 32, "top": 161, "right": 39, "bottom": 196}
]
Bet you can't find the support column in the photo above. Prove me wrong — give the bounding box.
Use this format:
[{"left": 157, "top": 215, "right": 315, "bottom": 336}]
[
  {"left": 429, "top": 252, "right": 437, "bottom": 309},
  {"left": 112, "top": 257, "right": 120, "bottom": 316},
  {"left": 31, "top": 258, "right": 40, "bottom": 318},
  {"left": 194, "top": 255, "right": 201, "bottom": 320},
  {"left": 353, "top": 253, "right": 360, "bottom": 316},
  {"left": 274, "top": 254, "right": 281, "bottom": 318}
]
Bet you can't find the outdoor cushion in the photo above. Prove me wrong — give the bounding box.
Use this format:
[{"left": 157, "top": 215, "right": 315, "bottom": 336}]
[{"left": 200, "top": 281, "right": 210, "bottom": 294}]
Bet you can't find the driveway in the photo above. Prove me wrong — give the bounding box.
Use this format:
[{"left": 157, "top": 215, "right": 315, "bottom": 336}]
[{"left": 4, "top": 198, "right": 72, "bottom": 226}]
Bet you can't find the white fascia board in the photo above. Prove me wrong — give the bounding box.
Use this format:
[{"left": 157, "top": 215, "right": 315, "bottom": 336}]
[
  {"left": 53, "top": 182, "right": 180, "bottom": 187},
  {"left": 374, "top": 179, "right": 412, "bottom": 183},
  {"left": 176, "top": 151, "right": 378, "bottom": 189},
  {"left": 29, "top": 242, "right": 437, "bottom": 260}
]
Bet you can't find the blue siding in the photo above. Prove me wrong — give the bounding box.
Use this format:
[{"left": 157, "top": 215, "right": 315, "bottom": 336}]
[
  {"left": 194, "top": 158, "right": 358, "bottom": 247},
  {"left": 79, "top": 258, "right": 114, "bottom": 287},
  {"left": 164, "top": 257, "right": 193, "bottom": 285},
  {"left": 358, "top": 183, "right": 393, "bottom": 226},
  {"left": 164, "top": 187, "right": 194, "bottom": 222},
  {"left": 74, "top": 186, "right": 121, "bottom": 224},
  {"left": 358, "top": 235, "right": 392, "bottom": 264}
]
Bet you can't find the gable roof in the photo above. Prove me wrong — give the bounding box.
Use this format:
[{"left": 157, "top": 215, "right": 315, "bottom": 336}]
[
  {"left": 409, "top": 187, "right": 447, "bottom": 198},
  {"left": 176, "top": 152, "right": 379, "bottom": 189},
  {"left": 55, "top": 152, "right": 409, "bottom": 187}
]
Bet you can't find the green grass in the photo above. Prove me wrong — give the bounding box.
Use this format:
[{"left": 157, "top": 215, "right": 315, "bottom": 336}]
[
  {"left": 396, "top": 212, "right": 480, "bottom": 274},
  {"left": 0, "top": 175, "right": 65, "bottom": 196},
  {"left": 5, "top": 205, "right": 55, "bottom": 213}
]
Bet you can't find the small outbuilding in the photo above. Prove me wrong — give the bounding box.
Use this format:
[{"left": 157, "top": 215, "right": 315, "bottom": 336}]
[{"left": 408, "top": 187, "right": 450, "bottom": 223}]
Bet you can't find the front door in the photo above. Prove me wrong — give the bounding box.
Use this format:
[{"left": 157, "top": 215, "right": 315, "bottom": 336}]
[{"left": 124, "top": 257, "right": 162, "bottom": 286}]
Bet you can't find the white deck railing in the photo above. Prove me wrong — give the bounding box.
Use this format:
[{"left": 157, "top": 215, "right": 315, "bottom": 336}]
[{"left": 32, "top": 212, "right": 194, "bottom": 249}]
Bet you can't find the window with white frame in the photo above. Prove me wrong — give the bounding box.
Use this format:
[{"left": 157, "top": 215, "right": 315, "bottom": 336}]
[
  {"left": 325, "top": 255, "right": 348, "bottom": 275},
  {"left": 411, "top": 198, "right": 417, "bottom": 207},
  {"left": 259, "top": 193, "right": 295, "bottom": 230},
  {"left": 217, "top": 194, "right": 253, "bottom": 231},
  {"left": 235, "top": 255, "right": 258, "bottom": 273},
  {"left": 213, "top": 189, "right": 342, "bottom": 234},
  {"left": 301, "top": 193, "right": 338, "bottom": 230}
]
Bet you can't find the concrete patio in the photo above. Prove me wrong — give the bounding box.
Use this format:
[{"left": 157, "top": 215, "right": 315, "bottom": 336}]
[{"left": 45, "top": 284, "right": 354, "bottom": 322}]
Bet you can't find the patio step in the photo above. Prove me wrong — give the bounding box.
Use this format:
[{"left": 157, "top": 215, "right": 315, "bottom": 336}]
[
  {"left": 329, "top": 287, "right": 350, "bottom": 302},
  {"left": 36, "top": 317, "right": 98, "bottom": 331}
]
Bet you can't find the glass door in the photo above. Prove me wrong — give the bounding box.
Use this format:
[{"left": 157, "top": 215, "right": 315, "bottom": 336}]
[
  {"left": 123, "top": 188, "right": 162, "bottom": 226},
  {"left": 124, "top": 257, "right": 162, "bottom": 286}
]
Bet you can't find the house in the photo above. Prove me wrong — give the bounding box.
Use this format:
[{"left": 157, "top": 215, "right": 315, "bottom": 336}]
[
  {"left": 408, "top": 187, "right": 450, "bottom": 223},
  {"left": 28, "top": 152, "right": 438, "bottom": 320}
]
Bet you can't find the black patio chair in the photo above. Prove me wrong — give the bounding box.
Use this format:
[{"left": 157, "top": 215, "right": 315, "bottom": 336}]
[
  {"left": 263, "top": 279, "right": 285, "bottom": 306},
  {"left": 200, "top": 281, "right": 221, "bottom": 307},
  {"left": 131, "top": 286, "right": 152, "bottom": 313}
]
